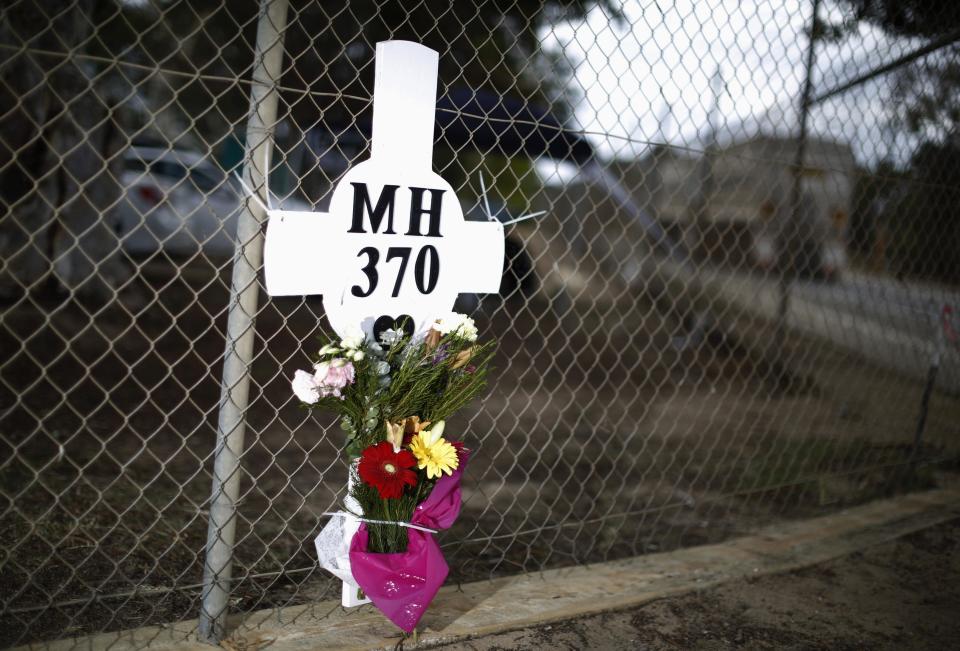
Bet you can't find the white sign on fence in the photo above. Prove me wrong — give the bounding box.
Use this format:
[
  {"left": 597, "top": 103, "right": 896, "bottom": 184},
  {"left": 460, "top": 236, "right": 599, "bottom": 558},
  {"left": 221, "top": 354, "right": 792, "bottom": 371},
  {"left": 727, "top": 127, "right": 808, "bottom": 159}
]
[{"left": 264, "top": 40, "right": 504, "bottom": 341}]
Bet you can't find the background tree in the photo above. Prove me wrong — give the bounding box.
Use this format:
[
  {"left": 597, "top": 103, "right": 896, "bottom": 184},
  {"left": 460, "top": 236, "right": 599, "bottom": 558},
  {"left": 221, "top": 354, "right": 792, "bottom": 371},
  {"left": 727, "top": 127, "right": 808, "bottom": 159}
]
[
  {"left": 887, "top": 143, "right": 960, "bottom": 283},
  {"left": 88, "top": 0, "right": 616, "bottom": 191},
  {"left": 0, "top": 0, "right": 617, "bottom": 298},
  {"left": 827, "top": 1, "right": 960, "bottom": 137},
  {"left": 829, "top": 0, "right": 960, "bottom": 283}
]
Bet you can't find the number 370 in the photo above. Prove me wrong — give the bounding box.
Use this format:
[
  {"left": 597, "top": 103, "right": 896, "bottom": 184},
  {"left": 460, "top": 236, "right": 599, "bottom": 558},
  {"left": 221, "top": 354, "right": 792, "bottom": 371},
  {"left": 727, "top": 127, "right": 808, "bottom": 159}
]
[{"left": 351, "top": 246, "right": 439, "bottom": 298}]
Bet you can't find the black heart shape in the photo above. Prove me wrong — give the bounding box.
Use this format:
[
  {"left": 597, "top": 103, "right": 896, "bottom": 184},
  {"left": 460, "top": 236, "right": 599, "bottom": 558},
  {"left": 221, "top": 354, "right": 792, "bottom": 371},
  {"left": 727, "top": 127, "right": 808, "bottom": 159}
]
[{"left": 372, "top": 314, "right": 415, "bottom": 343}]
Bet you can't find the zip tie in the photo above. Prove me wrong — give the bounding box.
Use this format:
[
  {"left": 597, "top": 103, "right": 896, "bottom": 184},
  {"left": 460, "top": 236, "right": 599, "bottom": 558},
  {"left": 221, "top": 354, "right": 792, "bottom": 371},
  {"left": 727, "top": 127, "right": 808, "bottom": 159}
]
[
  {"left": 479, "top": 171, "right": 494, "bottom": 221},
  {"left": 322, "top": 511, "right": 438, "bottom": 534},
  {"left": 232, "top": 169, "right": 270, "bottom": 214},
  {"left": 263, "top": 143, "right": 274, "bottom": 210},
  {"left": 500, "top": 210, "right": 547, "bottom": 226},
  {"left": 479, "top": 170, "right": 547, "bottom": 226}
]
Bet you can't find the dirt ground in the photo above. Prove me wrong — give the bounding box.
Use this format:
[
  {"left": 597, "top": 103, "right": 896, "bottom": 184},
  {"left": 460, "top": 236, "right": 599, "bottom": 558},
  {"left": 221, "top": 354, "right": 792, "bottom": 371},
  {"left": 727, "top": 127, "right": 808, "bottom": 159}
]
[
  {"left": 2, "top": 260, "right": 959, "bottom": 645},
  {"left": 438, "top": 517, "right": 960, "bottom": 650}
]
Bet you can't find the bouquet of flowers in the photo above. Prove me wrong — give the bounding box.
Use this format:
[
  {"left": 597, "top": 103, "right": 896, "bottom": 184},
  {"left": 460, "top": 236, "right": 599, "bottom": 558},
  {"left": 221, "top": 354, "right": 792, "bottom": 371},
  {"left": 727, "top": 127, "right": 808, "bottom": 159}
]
[{"left": 291, "top": 312, "right": 492, "bottom": 632}]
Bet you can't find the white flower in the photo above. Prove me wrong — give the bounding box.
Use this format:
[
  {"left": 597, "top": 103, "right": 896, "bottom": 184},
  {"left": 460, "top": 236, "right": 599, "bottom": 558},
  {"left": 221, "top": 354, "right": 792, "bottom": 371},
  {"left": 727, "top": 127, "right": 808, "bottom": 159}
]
[
  {"left": 379, "top": 328, "right": 404, "bottom": 346},
  {"left": 433, "top": 312, "right": 478, "bottom": 342},
  {"left": 291, "top": 370, "right": 320, "bottom": 404},
  {"left": 313, "top": 360, "right": 330, "bottom": 380},
  {"left": 340, "top": 327, "right": 365, "bottom": 350},
  {"left": 319, "top": 344, "right": 340, "bottom": 356},
  {"left": 459, "top": 321, "right": 478, "bottom": 342},
  {"left": 349, "top": 350, "right": 365, "bottom": 362},
  {"left": 422, "top": 420, "right": 445, "bottom": 445}
]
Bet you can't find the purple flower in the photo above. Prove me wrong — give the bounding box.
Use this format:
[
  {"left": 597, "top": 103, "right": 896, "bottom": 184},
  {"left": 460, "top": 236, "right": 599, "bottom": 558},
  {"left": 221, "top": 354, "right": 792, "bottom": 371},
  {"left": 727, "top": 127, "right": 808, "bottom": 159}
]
[{"left": 431, "top": 343, "right": 449, "bottom": 366}]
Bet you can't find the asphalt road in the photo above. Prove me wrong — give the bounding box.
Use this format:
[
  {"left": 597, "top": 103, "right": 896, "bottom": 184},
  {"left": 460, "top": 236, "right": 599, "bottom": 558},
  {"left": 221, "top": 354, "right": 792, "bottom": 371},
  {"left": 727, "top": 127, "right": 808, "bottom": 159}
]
[
  {"left": 697, "top": 265, "right": 960, "bottom": 393},
  {"left": 796, "top": 272, "right": 959, "bottom": 344}
]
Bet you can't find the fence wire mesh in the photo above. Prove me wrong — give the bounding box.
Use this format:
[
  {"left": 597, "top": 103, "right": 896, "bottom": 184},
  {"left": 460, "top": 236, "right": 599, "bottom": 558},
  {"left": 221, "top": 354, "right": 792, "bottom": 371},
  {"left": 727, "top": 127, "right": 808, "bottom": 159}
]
[{"left": 2, "top": 0, "right": 959, "bottom": 646}]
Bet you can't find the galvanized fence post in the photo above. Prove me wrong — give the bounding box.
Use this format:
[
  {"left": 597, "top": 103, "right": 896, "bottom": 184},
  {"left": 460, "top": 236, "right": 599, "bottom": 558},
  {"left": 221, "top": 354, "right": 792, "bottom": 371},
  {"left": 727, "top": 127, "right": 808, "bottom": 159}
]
[
  {"left": 198, "top": 0, "right": 289, "bottom": 642},
  {"left": 775, "top": 0, "right": 819, "bottom": 375}
]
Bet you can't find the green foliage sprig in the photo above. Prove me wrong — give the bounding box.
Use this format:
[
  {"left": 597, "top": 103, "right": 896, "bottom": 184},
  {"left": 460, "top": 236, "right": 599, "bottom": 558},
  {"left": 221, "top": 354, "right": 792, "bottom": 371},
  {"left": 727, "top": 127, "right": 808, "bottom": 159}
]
[{"left": 310, "top": 334, "right": 492, "bottom": 455}]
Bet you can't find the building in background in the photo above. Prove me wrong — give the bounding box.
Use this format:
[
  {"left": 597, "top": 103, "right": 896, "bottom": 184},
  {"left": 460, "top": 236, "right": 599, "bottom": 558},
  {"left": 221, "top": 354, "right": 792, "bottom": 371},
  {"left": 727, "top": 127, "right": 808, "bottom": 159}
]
[{"left": 645, "top": 136, "right": 856, "bottom": 279}]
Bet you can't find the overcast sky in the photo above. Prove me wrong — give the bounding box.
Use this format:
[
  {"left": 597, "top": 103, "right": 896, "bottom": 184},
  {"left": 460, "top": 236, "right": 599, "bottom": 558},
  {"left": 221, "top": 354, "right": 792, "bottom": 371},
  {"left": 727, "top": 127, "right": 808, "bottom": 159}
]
[{"left": 537, "top": 0, "right": 932, "bottom": 167}]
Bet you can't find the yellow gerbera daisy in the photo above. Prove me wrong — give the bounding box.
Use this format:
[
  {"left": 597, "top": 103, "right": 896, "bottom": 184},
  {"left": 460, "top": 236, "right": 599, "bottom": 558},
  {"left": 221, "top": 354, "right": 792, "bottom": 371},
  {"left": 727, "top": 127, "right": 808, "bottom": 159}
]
[{"left": 408, "top": 421, "right": 459, "bottom": 479}]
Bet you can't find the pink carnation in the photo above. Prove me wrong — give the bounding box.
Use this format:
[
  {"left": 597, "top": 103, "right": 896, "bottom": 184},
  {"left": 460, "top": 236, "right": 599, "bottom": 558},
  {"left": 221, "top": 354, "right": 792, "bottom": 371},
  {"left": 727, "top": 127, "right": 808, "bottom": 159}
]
[{"left": 313, "top": 358, "right": 355, "bottom": 399}]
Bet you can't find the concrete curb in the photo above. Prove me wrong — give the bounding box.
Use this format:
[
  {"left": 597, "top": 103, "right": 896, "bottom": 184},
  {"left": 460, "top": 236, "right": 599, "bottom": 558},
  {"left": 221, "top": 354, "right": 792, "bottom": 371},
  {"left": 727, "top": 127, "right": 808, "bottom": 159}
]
[{"left": 34, "top": 488, "right": 960, "bottom": 651}]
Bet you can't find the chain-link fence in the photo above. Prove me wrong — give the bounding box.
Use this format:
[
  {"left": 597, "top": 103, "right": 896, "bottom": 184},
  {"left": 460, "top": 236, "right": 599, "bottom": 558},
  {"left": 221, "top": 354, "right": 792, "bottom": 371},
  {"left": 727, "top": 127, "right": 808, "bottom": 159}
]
[{"left": 2, "top": 0, "right": 959, "bottom": 647}]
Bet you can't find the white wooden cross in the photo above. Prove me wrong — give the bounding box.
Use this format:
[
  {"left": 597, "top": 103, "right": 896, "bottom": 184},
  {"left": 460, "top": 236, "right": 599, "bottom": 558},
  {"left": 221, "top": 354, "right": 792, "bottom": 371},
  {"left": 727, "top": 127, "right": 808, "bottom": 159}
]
[
  {"left": 266, "top": 41, "right": 504, "bottom": 607},
  {"left": 264, "top": 40, "right": 504, "bottom": 342}
]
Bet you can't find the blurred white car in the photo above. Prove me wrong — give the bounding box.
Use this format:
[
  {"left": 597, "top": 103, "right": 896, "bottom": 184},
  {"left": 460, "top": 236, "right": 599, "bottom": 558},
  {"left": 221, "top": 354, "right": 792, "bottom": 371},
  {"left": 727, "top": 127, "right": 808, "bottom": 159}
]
[{"left": 115, "top": 146, "right": 310, "bottom": 258}]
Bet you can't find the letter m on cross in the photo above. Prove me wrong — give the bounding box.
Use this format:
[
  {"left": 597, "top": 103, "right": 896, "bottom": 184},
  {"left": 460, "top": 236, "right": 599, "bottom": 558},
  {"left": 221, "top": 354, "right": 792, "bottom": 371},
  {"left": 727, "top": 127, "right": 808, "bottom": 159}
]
[{"left": 348, "top": 183, "right": 399, "bottom": 234}]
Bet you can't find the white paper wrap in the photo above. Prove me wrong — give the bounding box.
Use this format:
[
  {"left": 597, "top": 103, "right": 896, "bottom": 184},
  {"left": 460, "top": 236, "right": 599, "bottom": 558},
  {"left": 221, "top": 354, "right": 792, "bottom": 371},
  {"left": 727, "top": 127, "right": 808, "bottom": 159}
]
[
  {"left": 316, "top": 486, "right": 370, "bottom": 606},
  {"left": 314, "top": 510, "right": 355, "bottom": 585}
]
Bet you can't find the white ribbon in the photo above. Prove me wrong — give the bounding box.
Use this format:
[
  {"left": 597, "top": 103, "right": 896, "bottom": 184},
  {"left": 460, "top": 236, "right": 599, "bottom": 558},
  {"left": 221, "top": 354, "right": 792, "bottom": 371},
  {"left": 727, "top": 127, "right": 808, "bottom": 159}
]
[{"left": 323, "top": 510, "right": 438, "bottom": 534}]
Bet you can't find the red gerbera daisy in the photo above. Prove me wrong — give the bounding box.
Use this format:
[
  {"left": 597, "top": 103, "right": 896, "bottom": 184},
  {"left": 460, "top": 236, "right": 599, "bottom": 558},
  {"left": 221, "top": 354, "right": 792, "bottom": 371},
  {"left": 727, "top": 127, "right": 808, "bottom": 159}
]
[{"left": 358, "top": 441, "right": 418, "bottom": 499}]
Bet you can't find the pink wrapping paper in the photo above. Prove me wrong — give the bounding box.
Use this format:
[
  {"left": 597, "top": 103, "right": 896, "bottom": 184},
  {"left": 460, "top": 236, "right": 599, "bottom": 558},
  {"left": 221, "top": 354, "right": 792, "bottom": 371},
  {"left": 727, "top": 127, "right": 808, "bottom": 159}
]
[{"left": 349, "top": 449, "right": 469, "bottom": 632}]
